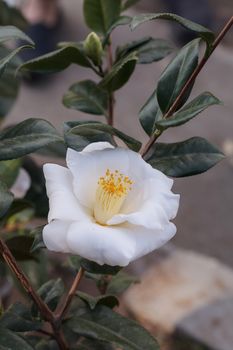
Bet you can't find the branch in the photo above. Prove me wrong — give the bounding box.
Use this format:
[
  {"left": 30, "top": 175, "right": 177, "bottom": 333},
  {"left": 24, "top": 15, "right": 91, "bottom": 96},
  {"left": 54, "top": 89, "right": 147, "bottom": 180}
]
[
  {"left": 140, "top": 16, "right": 233, "bottom": 158},
  {"left": 55, "top": 267, "right": 85, "bottom": 323},
  {"left": 0, "top": 239, "right": 53, "bottom": 323},
  {"left": 107, "top": 39, "right": 114, "bottom": 126}
]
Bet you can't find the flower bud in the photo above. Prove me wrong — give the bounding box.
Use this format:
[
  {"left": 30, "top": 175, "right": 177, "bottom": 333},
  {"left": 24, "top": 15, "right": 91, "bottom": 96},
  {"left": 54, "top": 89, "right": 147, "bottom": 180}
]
[{"left": 84, "top": 32, "right": 103, "bottom": 66}]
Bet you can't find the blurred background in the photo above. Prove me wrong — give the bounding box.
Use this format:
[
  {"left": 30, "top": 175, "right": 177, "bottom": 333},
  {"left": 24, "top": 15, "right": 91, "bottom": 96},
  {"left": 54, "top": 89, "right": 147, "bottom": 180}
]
[{"left": 1, "top": 1, "right": 233, "bottom": 349}]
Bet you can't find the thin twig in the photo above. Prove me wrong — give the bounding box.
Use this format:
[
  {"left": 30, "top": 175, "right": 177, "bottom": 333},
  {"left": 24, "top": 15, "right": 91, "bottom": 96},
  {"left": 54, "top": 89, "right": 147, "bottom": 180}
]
[
  {"left": 107, "top": 40, "right": 114, "bottom": 126},
  {"left": 0, "top": 239, "right": 53, "bottom": 323},
  {"left": 55, "top": 267, "right": 85, "bottom": 322},
  {"left": 140, "top": 16, "right": 233, "bottom": 158}
]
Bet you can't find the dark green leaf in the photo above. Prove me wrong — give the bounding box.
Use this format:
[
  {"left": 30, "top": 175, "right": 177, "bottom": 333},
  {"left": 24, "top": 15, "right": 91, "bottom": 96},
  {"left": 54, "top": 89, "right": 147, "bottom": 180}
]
[
  {"left": 157, "top": 39, "right": 199, "bottom": 113},
  {"left": 0, "top": 327, "right": 34, "bottom": 349},
  {"left": 0, "top": 159, "right": 21, "bottom": 187},
  {"left": 77, "top": 292, "right": 119, "bottom": 310},
  {"left": 0, "top": 118, "right": 62, "bottom": 160},
  {"left": 107, "top": 272, "right": 139, "bottom": 294},
  {"left": 130, "top": 12, "right": 215, "bottom": 45},
  {"left": 0, "top": 45, "right": 31, "bottom": 77},
  {"left": 122, "top": 0, "right": 140, "bottom": 11},
  {"left": 67, "top": 305, "right": 159, "bottom": 350},
  {"left": 77, "top": 338, "right": 114, "bottom": 350},
  {"left": 83, "top": 0, "right": 122, "bottom": 35},
  {"left": 2, "top": 199, "right": 34, "bottom": 223},
  {"left": 0, "top": 46, "right": 20, "bottom": 120},
  {"left": 30, "top": 225, "right": 45, "bottom": 253},
  {"left": 3, "top": 235, "right": 36, "bottom": 261},
  {"left": 63, "top": 80, "right": 109, "bottom": 116},
  {"left": 117, "top": 37, "right": 173, "bottom": 64},
  {"left": 139, "top": 89, "right": 162, "bottom": 136},
  {"left": 145, "top": 137, "right": 225, "bottom": 177},
  {"left": 81, "top": 259, "right": 121, "bottom": 275},
  {"left": 66, "top": 122, "right": 141, "bottom": 152},
  {"left": 36, "top": 279, "right": 64, "bottom": 312},
  {"left": 36, "top": 141, "right": 66, "bottom": 158},
  {"left": 100, "top": 52, "right": 138, "bottom": 91},
  {"left": 20, "top": 46, "right": 92, "bottom": 73},
  {"left": 0, "top": 302, "right": 41, "bottom": 332},
  {"left": 0, "top": 25, "right": 33, "bottom": 44},
  {"left": 0, "top": 1, "right": 27, "bottom": 29},
  {"left": 156, "top": 92, "right": 221, "bottom": 130},
  {"left": 0, "top": 181, "right": 13, "bottom": 218}
]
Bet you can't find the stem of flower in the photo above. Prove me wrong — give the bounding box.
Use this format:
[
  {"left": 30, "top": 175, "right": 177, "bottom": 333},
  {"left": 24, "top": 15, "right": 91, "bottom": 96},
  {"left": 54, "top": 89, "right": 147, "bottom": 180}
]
[
  {"left": 55, "top": 267, "right": 85, "bottom": 323},
  {"left": 140, "top": 15, "right": 233, "bottom": 158},
  {"left": 107, "top": 40, "right": 114, "bottom": 126}
]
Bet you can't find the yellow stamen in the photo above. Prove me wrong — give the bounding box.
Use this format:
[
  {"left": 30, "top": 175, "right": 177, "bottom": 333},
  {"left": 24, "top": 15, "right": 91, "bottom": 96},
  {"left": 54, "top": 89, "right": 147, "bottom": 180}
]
[{"left": 94, "top": 169, "right": 133, "bottom": 225}]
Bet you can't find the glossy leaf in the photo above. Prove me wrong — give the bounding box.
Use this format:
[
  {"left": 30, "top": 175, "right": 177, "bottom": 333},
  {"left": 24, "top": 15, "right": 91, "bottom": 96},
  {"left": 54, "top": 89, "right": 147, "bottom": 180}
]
[
  {"left": 0, "top": 327, "right": 33, "bottom": 349},
  {"left": 0, "top": 25, "right": 33, "bottom": 44},
  {"left": 0, "top": 302, "right": 41, "bottom": 332},
  {"left": 77, "top": 292, "right": 119, "bottom": 310},
  {"left": 68, "top": 305, "right": 159, "bottom": 350},
  {"left": 83, "top": 0, "right": 122, "bottom": 35},
  {"left": 145, "top": 137, "right": 224, "bottom": 177},
  {"left": 139, "top": 89, "right": 162, "bottom": 135},
  {"left": 116, "top": 37, "right": 173, "bottom": 64},
  {"left": 81, "top": 259, "right": 121, "bottom": 276},
  {"left": 2, "top": 235, "right": 36, "bottom": 261},
  {"left": 66, "top": 122, "right": 141, "bottom": 152},
  {"left": 20, "top": 45, "right": 92, "bottom": 73},
  {"left": 0, "top": 46, "right": 20, "bottom": 120},
  {"left": 30, "top": 225, "right": 45, "bottom": 253},
  {"left": 130, "top": 13, "right": 215, "bottom": 45},
  {"left": 107, "top": 272, "right": 139, "bottom": 294},
  {"left": 0, "top": 45, "right": 31, "bottom": 77},
  {"left": 100, "top": 52, "right": 138, "bottom": 91},
  {"left": 0, "top": 118, "right": 62, "bottom": 160},
  {"left": 157, "top": 39, "right": 199, "bottom": 113},
  {"left": 35, "top": 279, "right": 64, "bottom": 312},
  {"left": 156, "top": 92, "right": 221, "bottom": 130},
  {"left": 0, "top": 181, "right": 13, "bottom": 219},
  {"left": 0, "top": 159, "right": 21, "bottom": 187},
  {"left": 63, "top": 80, "right": 109, "bottom": 116}
]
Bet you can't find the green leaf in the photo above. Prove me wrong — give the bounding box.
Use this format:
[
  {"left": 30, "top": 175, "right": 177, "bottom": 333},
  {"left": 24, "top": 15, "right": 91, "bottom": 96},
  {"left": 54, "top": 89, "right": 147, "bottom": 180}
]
[
  {"left": 63, "top": 80, "right": 109, "bottom": 116},
  {"left": 100, "top": 52, "right": 137, "bottom": 91},
  {"left": 0, "top": 25, "right": 33, "bottom": 45},
  {"left": 107, "top": 272, "right": 139, "bottom": 294},
  {"left": 122, "top": 0, "right": 140, "bottom": 11},
  {"left": 84, "top": 32, "right": 103, "bottom": 66},
  {"left": 0, "top": 327, "right": 34, "bottom": 349},
  {"left": 0, "top": 159, "right": 21, "bottom": 187},
  {"left": 117, "top": 37, "right": 173, "bottom": 64},
  {"left": 0, "top": 1, "right": 27, "bottom": 29},
  {"left": 157, "top": 39, "right": 199, "bottom": 114},
  {"left": 0, "top": 45, "right": 31, "bottom": 78},
  {"left": 0, "top": 302, "right": 41, "bottom": 332},
  {"left": 81, "top": 259, "right": 121, "bottom": 275},
  {"left": 145, "top": 137, "right": 225, "bottom": 177},
  {"left": 67, "top": 305, "right": 159, "bottom": 350},
  {"left": 2, "top": 199, "right": 33, "bottom": 223},
  {"left": 77, "top": 292, "right": 119, "bottom": 310},
  {"left": 0, "top": 118, "right": 62, "bottom": 160},
  {"left": 30, "top": 225, "right": 45, "bottom": 253},
  {"left": 139, "top": 89, "right": 162, "bottom": 136},
  {"left": 0, "top": 181, "right": 13, "bottom": 218},
  {"left": 156, "top": 92, "right": 221, "bottom": 130},
  {"left": 0, "top": 46, "right": 20, "bottom": 120},
  {"left": 66, "top": 122, "right": 142, "bottom": 152},
  {"left": 35, "top": 279, "right": 64, "bottom": 312},
  {"left": 130, "top": 12, "right": 215, "bottom": 45},
  {"left": 83, "top": 0, "right": 122, "bottom": 35},
  {"left": 20, "top": 45, "right": 92, "bottom": 73},
  {"left": 77, "top": 338, "right": 114, "bottom": 350},
  {"left": 2, "top": 235, "right": 36, "bottom": 261}
]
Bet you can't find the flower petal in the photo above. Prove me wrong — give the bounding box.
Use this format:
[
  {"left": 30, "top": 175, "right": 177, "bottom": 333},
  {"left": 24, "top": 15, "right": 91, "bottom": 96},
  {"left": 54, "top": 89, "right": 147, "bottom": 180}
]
[
  {"left": 43, "top": 164, "right": 89, "bottom": 223},
  {"left": 43, "top": 220, "right": 71, "bottom": 253},
  {"left": 66, "top": 220, "right": 176, "bottom": 266},
  {"left": 11, "top": 168, "right": 31, "bottom": 198},
  {"left": 66, "top": 146, "right": 131, "bottom": 209}
]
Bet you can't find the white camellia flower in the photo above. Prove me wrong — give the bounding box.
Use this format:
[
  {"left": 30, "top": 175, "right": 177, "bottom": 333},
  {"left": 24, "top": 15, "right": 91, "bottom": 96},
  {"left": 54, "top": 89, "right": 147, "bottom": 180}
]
[{"left": 43, "top": 142, "right": 180, "bottom": 266}]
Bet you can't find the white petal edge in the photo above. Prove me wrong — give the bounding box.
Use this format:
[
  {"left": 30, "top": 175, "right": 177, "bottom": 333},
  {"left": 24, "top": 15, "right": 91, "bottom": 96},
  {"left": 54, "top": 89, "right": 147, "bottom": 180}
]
[
  {"left": 66, "top": 220, "right": 176, "bottom": 266},
  {"left": 11, "top": 168, "right": 31, "bottom": 198},
  {"left": 43, "top": 220, "right": 71, "bottom": 253},
  {"left": 81, "top": 142, "right": 114, "bottom": 153},
  {"left": 43, "top": 164, "right": 90, "bottom": 223}
]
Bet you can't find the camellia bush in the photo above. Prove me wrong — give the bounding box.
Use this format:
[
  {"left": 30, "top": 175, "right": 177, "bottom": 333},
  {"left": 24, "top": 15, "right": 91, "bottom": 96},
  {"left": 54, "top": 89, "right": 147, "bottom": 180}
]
[{"left": 0, "top": 0, "right": 232, "bottom": 349}]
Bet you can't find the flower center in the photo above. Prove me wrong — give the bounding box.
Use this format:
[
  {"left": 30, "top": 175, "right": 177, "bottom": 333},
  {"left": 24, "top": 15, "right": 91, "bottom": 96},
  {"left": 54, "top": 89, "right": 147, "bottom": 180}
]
[{"left": 94, "top": 169, "right": 133, "bottom": 225}]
